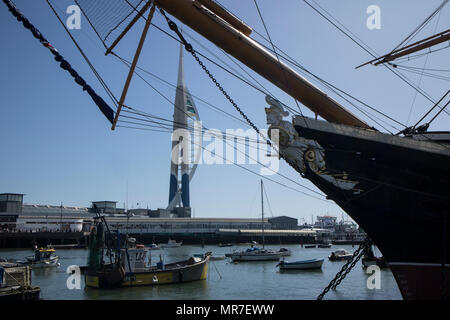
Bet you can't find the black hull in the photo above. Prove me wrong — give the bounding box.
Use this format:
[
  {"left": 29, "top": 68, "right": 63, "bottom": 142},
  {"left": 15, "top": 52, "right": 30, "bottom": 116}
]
[{"left": 292, "top": 119, "right": 450, "bottom": 300}]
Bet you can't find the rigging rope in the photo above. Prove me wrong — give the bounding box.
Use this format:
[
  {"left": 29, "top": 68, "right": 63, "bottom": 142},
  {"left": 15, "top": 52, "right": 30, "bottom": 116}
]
[
  {"left": 253, "top": 0, "right": 307, "bottom": 117},
  {"left": 303, "top": 0, "right": 450, "bottom": 119},
  {"left": 158, "top": 8, "right": 331, "bottom": 190},
  {"left": 1, "top": 0, "right": 115, "bottom": 124}
]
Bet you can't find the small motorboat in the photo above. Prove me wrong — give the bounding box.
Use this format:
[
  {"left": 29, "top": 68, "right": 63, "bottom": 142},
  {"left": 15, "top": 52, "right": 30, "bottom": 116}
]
[
  {"left": 362, "top": 246, "right": 388, "bottom": 269},
  {"left": 277, "top": 248, "right": 291, "bottom": 256},
  {"left": 159, "top": 239, "right": 182, "bottom": 248},
  {"left": 317, "top": 240, "right": 332, "bottom": 248},
  {"left": 303, "top": 244, "right": 316, "bottom": 248},
  {"left": 329, "top": 249, "right": 353, "bottom": 261},
  {"left": 362, "top": 256, "right": 388, "bottom": 269},
  {"left": 24, "top": 248, "right": 60, "bottom": 268},
  {"left": 145, "top": 243, "right": 160, "bottom": 250},
  {"left": 277, "top": 258, "right": 324, "bottom": 270},
  {"left": 218, "top": 243, "right": 233, "bottom": 247}
]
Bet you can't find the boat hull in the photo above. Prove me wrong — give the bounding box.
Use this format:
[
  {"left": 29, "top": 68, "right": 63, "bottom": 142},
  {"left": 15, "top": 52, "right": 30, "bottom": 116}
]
[
  {"left": 85, "top": 256, "right": 209, "bottom": 289},
  {"left": 278, "top": 259, "right": 324, "bottom": 270},
  {"left": 287, "top": 116, "right": 450, "bottom": 299},
  {"left": 230, "top": 252, "right": 282, "bottom": 262},
  {"left": 25, "top": 256, "right": 60, "bottom": 268}
]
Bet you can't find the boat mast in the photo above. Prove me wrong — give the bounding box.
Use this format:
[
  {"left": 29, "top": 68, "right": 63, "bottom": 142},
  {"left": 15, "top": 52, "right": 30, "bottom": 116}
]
[
  {"left": 261, "top": 179, "right": 265, "bottom": 249},
  {"left": 154, "top": 0, "right": 370, "bottom": 129}
]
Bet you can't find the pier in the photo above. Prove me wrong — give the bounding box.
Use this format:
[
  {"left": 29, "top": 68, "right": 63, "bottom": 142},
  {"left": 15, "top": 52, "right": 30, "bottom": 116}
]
[{"left": 0, "top": 231, "right": 89, "bottom": 249}]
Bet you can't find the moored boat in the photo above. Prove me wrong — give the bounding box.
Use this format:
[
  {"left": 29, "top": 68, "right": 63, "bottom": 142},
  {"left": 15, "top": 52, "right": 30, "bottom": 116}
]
[
  {"left": 24, "top": 248, "right": 60, "bottom": 268},
  {"left": 228, "top": 180, "right": 283, "bottom": 262},
  {"left": 218, "top": 243, "right": 233, "bottom": 247},
  {"left": 329, "top": 249, "right": 353, "bottom": 261},
  {"left": 277, "top": 258, "right": 324, "bottom": 270},
  {"left": 277, "top": 248, "right": 291, "bottom": 257},
  {"left": 159, "top": 239, "right": 182, "bottom": 248},
  {"left": 84, "top": 218, "right": 210, "bottom": 289},
  {"left": 145, "top": 243, "right": 160, "bottom": 250},
  {"left": 229, "top": 247, "right": 282, "bottom": 262},
  {"left": 362, "top": 246, "right": 388, "bottom": 269}
]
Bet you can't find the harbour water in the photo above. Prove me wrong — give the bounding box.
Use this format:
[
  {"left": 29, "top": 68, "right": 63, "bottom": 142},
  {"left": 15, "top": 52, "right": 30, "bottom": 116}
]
[{"left": 0, "top": 244, "right": 402, "bottom": 300}]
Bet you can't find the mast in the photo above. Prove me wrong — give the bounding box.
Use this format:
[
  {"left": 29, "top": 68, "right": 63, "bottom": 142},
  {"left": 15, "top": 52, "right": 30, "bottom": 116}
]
[
  {"left": 358, "top": 29, "right": 450, "bottom": 68},
  {"left": 261, "top": 179, "right": 265, "bottom": 249},
  {"left": 154, "top": 0, "right": 370, "bottom": 129}
]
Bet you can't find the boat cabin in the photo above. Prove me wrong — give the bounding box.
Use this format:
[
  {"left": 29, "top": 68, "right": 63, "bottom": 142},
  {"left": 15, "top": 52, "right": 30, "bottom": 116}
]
[
  {"left": 32, "top": 248, "right": 56, "bottom": 261},
  {"left": 120, "top": 247, "right": 151, "bottom": 273}
]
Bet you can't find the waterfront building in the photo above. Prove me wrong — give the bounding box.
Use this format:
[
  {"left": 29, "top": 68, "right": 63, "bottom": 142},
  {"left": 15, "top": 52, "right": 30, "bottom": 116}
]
[{"left": 314, "top": 215, "right": 337, "bottom": 229}]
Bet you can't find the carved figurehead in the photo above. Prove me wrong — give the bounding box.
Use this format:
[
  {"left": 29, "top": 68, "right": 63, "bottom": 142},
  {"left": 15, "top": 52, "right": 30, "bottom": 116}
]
[
  {"left": 264, "top": 96, "right": 360, "bottom": 193},
  {"left": 264, "top": 96, "right": 294, "bottom": 147}
]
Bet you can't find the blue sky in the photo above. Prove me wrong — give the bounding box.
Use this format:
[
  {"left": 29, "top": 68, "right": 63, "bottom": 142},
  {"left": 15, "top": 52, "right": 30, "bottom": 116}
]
[{"left": 0, "top": 0, "right": 448, "bottom": 223}]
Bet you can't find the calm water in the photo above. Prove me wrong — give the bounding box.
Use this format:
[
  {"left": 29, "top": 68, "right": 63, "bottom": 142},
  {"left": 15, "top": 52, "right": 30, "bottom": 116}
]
[{"left": 0, "top": 244, "right": 402, "bottom": 300}]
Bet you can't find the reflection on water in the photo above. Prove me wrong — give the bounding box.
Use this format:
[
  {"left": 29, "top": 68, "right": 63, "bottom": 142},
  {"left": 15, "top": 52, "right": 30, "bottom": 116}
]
[{"left": 0, "top": 245, "right": 402, "bottom": 300}]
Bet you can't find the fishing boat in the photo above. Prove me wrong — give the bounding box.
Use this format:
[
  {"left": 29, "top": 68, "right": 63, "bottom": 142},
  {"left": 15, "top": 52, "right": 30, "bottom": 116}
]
[
  {"left": 277, "top": 258, "right": 324, "bottom": 270},
  {"left": 84, "top": 219, "right": 210, "bottom": 289},
  {"left": 24, "top": 248, "right": 60, "bottom": 268},
  {"left": 3, "top": 0, "right": 449, "bottom": 299},
  {"left": 229, "top": 180, "right": 282, "bottom": 262},
  {"left": 329, "top": 249, "right": 353, "bottom": 261},
  {"left": 159, "top": 239, "right": 183, "bottom": 248}
]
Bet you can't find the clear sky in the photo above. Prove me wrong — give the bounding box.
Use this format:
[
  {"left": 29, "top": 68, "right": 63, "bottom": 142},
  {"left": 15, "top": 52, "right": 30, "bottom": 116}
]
[{"left": 1, "top": 0, "right": 448, "bottom": 223}]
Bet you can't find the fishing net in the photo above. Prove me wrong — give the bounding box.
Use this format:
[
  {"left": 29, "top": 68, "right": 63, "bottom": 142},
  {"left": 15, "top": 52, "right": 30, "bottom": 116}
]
[{"left": 75, "top": 0, "right": 150, "bottom": 48}]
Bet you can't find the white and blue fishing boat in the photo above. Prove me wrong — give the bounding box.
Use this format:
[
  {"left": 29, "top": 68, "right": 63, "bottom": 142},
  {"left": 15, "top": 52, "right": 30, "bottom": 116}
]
[
  {"left": 277, "top": 258, "right": 324, "bottom": 270},
  {"left": 24, "top": 248, "right": 60, "bottom": 268}
]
